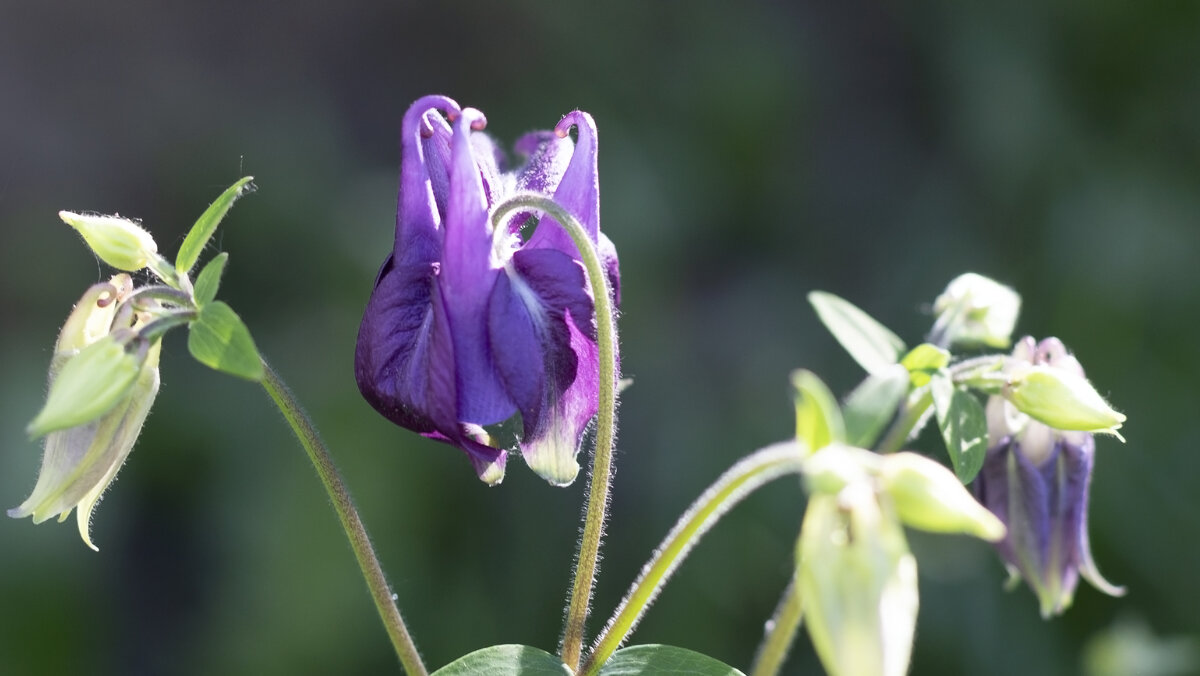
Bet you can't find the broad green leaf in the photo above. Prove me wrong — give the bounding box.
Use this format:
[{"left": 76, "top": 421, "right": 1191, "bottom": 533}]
[
  {"left": 432, "top": 645, "right": 569, "bottom": 675},
  {"left": 192, "top": 252, "right": 229, "bottom": 307},
  {"left": 808, "top": 291, "right": 906, "bottom": 375},
  {"left": 900, "top": 343, "right": 950, "bottom": 387},
  {"left": 930, "top": 372, "right": 988, "bottom": 483},
  {"left": 187, "top": 301, "right": 263, "bottom": 381},
  {"left": 599, "top": 645, "right": 745, "bottom": 675},
  {"left": 790, "top": 369, "right": 845, "bottom": 454},
  {"left": 842, "top": 364, "right": 910, "bottom": 449},
  {"left": 175, "top": 177, "right": 255, "bottom": 274}
]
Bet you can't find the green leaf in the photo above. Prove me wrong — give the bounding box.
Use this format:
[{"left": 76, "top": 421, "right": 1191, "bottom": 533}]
[
  {"left": 432, "top": 645, "right": 569, "bottom": 675},
  {"left": 900, "top": 343, "right": 951, "bottom": 387},
  {"left": 192, "top": 252, "right": 229, "bottom": 307},
  {"left": 790, "top": 369, "right": 845, "bottom": 453},
  {"left": 599, "top": 645, "right": 745, "bottom": 675},
  {"left": 187, "top": 301, "right": 263, "bottom": 381},
  {"left": 808, "top": 291, "right": 906, "bottom": 375},
  {"left": 930, "top": 372, "right": 988, "bottom": 483},
  {"left": 175, "top": 177, "right": 255, "bottom": 274},
  {"left": 843, "top": 365, "right": 910, "bottom": 449}
]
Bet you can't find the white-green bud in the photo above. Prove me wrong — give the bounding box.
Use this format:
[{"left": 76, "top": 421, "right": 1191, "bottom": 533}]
[
  {"left": 1005, "top": 364, "right": 1125, "bottom": 435},
  {"left": 930, "top": 272, "right": 1021, "bottom": 349},
  {"left": 26, "top": 333, "right": 143, "bottom": 438},
  {"left": 60, "top": 211, "right": 159, "bottom": 272},
  {"left": 797, "top": 487, "right": 917, "bottom": 676},
  {"left": 10, "top": 340, "right": 161, "bottom": 550},
  {"left": 878, "top": 452, "right": 1006, "bottom": 541}
]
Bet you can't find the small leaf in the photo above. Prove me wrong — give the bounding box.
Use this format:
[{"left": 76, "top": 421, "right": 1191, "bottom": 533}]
[
  {"left": 175, "top": 177, "right": 255, "bottom": 274},
  {"left": 900, "top": 343, "right": 951, "bottom": 387},
  {"left": 187, "top": 301, "right": 263, "bottom": 381},
  {"left": 842, "top": 364, "right": 910, "bottom": 449},
  {"left": 808, "top": 291, "right": 906, "bottom": 375},
  {"left": 432, "top": 645, "right": 569, "bottom": 675},
  {"left": 790, "top": 369, "right": 845, "bottom": 454},
  {"left": 599, "top": 645, "right": 745, "bottom": 676},
  {"left": 931, "top": 372, "right": 988, "bottom": 483},
  {"left": 192, "top": 252, "right": 229, "bottom": 307}
]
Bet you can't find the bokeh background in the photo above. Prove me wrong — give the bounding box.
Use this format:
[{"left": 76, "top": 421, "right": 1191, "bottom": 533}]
[{"left": 2, "top": 2, "right": 1197, "bottom": 675}]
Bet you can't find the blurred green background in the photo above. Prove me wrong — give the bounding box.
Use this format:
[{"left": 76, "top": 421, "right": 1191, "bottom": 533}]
[{"left": 2, "top": 2, "right": 1197, "bottom": 674}]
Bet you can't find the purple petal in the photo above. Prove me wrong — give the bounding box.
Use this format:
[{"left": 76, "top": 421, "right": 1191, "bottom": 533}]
[
  {"left": 440, "top": 108, "right": 513, "bottom": 424},
  {"left": 525, "top": 111, "right": 600, "bottom": 254},
  {"left": 397, "top": 96, "right": 459, "bottom": 263},
  {"left": 487, "top": 248, "right": 596, "bottom": 485}
]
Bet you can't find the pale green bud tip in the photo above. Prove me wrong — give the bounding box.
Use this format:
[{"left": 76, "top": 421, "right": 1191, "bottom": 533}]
[
  {"left": 27, "top": 336, "right": 142, "bottom": 438},
  {"left": 59, "top": 211, "right": 158, "bottom": 272},
  {"left": 931, "top": 272, "right": 1021, "bottom": 349},
  {"left": 879, "top": 452, "right": 1006, "bottom": 541},
  {"left": 1006, "top": 365, "right": 1126, "bottom": 434},
  {"left": 802, "top": 444, "right": 880, "bottom": 496}
]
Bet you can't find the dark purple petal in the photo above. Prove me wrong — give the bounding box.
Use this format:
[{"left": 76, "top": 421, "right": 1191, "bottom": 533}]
[{"left": 355, "top": 256, "right": 468, "bottom": 446}]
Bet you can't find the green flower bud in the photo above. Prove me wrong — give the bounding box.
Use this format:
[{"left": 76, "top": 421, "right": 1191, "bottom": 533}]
[
  {"left": 26, "top": 333, "right": 143, "bottom": 438},
  {"left": 1005, "top": 364, "right": 1125, "bottom": 435},
  {"left": 930, "top": 272, "right": 1021, "bottom": 349},
  {"left": 798, "top": 486, "right": 917, "bottom": 676},
  {"left": 10, "top": 341, "right": 161, "bottom": 550},
  {"left": 878, "top": 452, "right": 1006, "bottom": 541},
  {"left": 59, "top": 211, "right": 159, "bottom": 272}
]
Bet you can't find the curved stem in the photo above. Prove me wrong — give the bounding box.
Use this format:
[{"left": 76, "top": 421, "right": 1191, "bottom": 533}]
[
  {"left": 748, "top": 576, "right": 804, "bottom": 676},
  {"left": 581, "top": 442, "right": 807, "bottom": 676},
  {"left": 491, "top": 194, "right": 618, "bottom": 673},
  {"left": 875, "top": 387, "right": 932, "bottom": 454},
  {"left": 260, "top": 360, "right": 428, "bottom": 676}
]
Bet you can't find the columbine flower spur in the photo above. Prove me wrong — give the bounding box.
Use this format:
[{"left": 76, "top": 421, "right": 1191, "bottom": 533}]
[
  {"left": 974, "top": 336, "right": 1125, "bottom": 616},
  {"left": 355, "top": 95, "right": 619, "bottom": 486}
]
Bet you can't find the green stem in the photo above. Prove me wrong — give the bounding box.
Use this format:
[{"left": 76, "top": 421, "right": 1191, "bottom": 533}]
[
  {"left": 748, "top": 576, "right": 804, "bottom": 676},
  {"left": 491, "top": 194, "right": 618, "bottom": 673},
  {"left": 260, "top": 360, "right": 428, "bottom": 676},
  {"left": 875, "top": 387, "right": 932, "bottom": 454},
  {"left": 580, "top": 442, "right": 807, "bottom": 676}
]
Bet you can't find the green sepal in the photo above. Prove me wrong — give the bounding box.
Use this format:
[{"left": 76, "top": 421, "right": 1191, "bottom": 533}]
[
  {"left": 808, "top": 291, "right": 906, "bottom": 375},
  {"left": 790, "top": 369, "right": 845, "bottom": 455},
  {"left": 599, "top": 645, "right": 745, "bottom": 675},
  {"left": 187, "top": 301, "right": 264, "bottom": 381},
  {"left": 27, "top": 336, "right": 140, "bottom": 438},
  {"left": 842, "top": 365, "right": 910, "bottom": 449},
  {"left": 930, "top": 372, "right": 988, "bottom": 483},
  {"left": 175, "top": 177, "right": 255, "bottom": 275},
  {"left": 192, "top": 252, "right": 229, "bottom": 307},
  {"left": 431, "top": 645, "right": 569, "bottom": 675},
  {"left": 900, "top": 343, "right": 950, "bottom": 387}
]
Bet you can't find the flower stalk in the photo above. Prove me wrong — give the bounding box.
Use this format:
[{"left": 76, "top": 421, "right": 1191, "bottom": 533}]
[
  {"left": 491, "top": 194, "right": 618, "bottom": 672},
  {"left": 581, "top": 442, "right": 807, "bottom": 676},
  {"left": 260, "top": 359, "right": 427, "bottom": 676},
  {"left": 749, "top": 576, "right": 804, "bottom": 676}
]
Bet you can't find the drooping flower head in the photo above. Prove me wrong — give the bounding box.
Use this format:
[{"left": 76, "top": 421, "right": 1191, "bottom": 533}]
[
  {"left": 355, "top": 96, "right": 619, "bottom": 485},
  {"left": 974, "top": 336, "right": 1125, "bottom": 616}
]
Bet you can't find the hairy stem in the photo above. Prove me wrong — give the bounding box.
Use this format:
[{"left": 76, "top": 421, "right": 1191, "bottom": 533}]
[
  {"left": 492, "top": 194, "right": 619, "bottom": 673},
  {"left": 261, "top": 360, "right": 428, "bottom": 676},
  {"left": 581, "top": 442, "right": 807, "bottom": 676},
  {"left": 748, "top": 576, "right": 804, "bottom": 676}
]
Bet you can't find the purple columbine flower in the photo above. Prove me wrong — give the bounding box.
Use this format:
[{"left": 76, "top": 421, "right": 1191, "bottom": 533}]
[
  {"left": 355, "top": 95, "right": 619, "bottom": 486},
  {"left": 973, "top": 337, "right": 1124, "bottom": 617}
]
